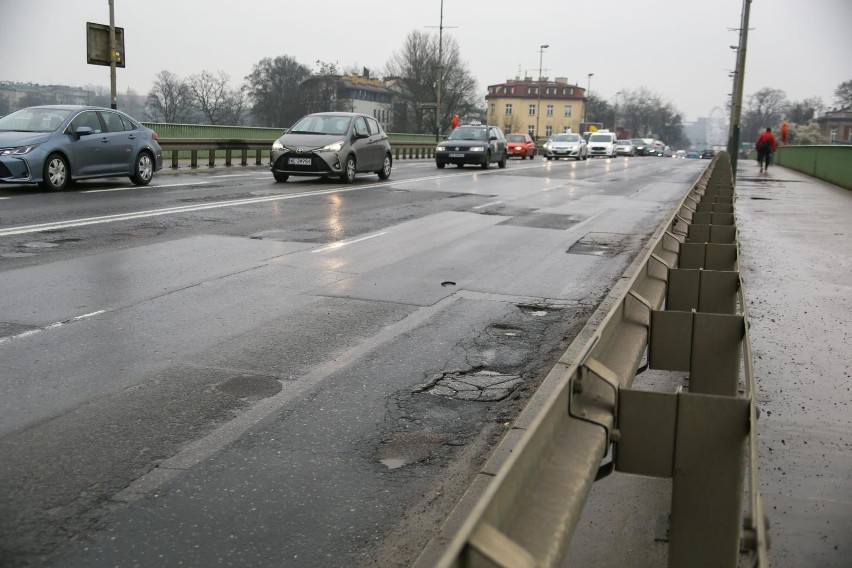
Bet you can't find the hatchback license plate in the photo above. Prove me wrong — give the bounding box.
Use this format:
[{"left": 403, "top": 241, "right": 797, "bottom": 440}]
[
  {"left": 449, "top": 153, "right": 464, "bottom": 158},
  {"left": 288, "top": 157, "right": 311, "bottom": 166}
]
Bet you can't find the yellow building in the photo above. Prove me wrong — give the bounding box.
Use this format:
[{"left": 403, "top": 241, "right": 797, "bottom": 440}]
[{"left": 485, "top": 77, "right": 586, "bottom": 141}]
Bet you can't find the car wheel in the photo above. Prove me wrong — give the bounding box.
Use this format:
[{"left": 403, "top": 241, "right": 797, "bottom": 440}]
[
  {"left": 498, "top": 152, "right": 507, "bottom": 168},
  {"left": 377, "top": 154, "right": 392, "bottom": 180},
  {"left": 481, "top": 153, "right": 490, "bottom": 169},
  {"left": 341, "top": 155, "right": 356, "bottom": 183},
  {"left": 436, "top": 161, "right": 445, "bottom": 169},
  {"left": 130, "top": 151, "right": 155, "bottom": 186},
  {"left": 273, "top": 171, "right": 289, "bottom": 183},
  {"left": 530, "top": 152, "right": 535, "bottom": 160},
  {"left": 40, "top": 153, "right": 69, "bottom": 191}
]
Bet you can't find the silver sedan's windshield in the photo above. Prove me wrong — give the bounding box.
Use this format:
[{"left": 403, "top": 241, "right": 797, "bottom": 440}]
[
  {"left": 0, "top": 108, "right": 71, "bottom": 132},
  {"left": 289, "top": 115, "right": 352, "bottom": 136},
  {"left": 553, "top": 134, "right": 580, "bottom": 142}
]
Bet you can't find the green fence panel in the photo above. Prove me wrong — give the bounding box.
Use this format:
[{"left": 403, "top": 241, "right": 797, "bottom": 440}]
[{"left": 775, "top": 145, "right": 852, "bottom": 190}]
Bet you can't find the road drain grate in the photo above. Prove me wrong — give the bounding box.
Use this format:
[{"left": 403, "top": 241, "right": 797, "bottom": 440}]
[{"left": 414, "top": 370, "right": 522, "bottom": 401}]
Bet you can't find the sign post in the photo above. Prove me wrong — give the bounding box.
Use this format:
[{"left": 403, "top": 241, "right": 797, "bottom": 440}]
[{"left": 86, "top": 1, "right": 125, "bottom": 109}]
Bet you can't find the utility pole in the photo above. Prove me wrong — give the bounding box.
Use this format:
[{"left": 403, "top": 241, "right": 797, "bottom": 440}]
[
  {"left": 435, "top": 0, "right": 444, "bottom": 142},
  {"left": 535, "top": 44, "right": 549, "bottom": 142},
  {"left": 727, "top": 0, "right": 752, "bottom": 179},
  {"left": 108, "top": 0, "right": 117, "bottom": 109},
  {"left": 584, "top": 73, "right": 594, "bottom": 126}
]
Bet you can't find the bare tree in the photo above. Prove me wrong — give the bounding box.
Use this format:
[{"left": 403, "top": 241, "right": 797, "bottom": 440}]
[
  {"left": 384, "top": 30, "right": 480, "bottom": 135},
  {"left": 784, "top": 97, "right": 823, "bottom": 124},
  {"left": 187, "top": 70, "right": 246, "bottom": 125},
  {"left": 146, "top": 71, "right": 192, "bottom": 123},
  {"left": 302, "top": 60, "right": 341, "bottom": 114},
  {"left": 833, "top": 80, "right": 852, "bottom": 108},
  {"left": 245, "top": 55, "right": 312, "bottom": 128},
  {"left": 741, "top": 88, "right": 787, "bottom": 142}
]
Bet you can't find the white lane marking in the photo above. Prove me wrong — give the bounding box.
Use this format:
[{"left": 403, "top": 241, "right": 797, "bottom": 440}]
[
  {"left": 473, "top": 201, "right": 503, "bottom": 209},
  {"left": 311, "top": 232, "right": 387, "bottom": 253},
  {"left": 210, "top": 174, "right": 254, "bottom": 178},
  {"left": 0, "top": 310, "right": 108, "bottom": 345},
  {"left": 0, "top": 167, "right": 547, "bottom": 237},
  {"left": 0, "top": 197, "right": 10, "bottom": 200},
  {"left": 82, "top": 181, "right": 212, "bottom": 193}
]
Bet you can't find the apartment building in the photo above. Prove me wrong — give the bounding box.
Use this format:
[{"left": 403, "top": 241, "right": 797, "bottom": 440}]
[{"left": 485, "top": 77, "right": 586, "bottom": 140}]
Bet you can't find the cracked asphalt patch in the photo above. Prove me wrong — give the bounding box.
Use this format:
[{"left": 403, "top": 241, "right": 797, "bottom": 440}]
[{"left": 414, "top": 369, "right": 523, "bottom": 402}]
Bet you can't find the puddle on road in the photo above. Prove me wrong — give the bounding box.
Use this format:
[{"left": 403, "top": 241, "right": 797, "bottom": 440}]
[{"left": 380, "top": 458, "right": 407, "bottom": 470}]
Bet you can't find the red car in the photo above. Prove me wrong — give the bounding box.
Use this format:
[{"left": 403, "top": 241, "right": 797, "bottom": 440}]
[{"left": 506, "top": 133, "right": 536, "bottom": 159}]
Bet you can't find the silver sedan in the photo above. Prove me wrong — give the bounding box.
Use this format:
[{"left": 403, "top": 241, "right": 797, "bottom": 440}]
[{"left": 543, "top": 133, "right": 588, "bottom": 161}]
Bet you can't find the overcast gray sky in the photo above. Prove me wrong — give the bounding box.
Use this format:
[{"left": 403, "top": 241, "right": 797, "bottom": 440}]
[{"left": 1, "top": 0, "right": 849, "bottom": 123}]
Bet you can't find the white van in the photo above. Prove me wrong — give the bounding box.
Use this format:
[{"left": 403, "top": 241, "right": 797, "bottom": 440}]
[{"left": 587, "top": 131, "right": 617, "bottom": 158}]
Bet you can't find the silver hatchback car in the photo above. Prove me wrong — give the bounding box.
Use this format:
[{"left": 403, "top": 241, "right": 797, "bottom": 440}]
[
  {"left": 0, "top": 105, "right": 163, "bottom": 191},
  {"left": 271, "top": 112, "right": 392, "bottom": 183}
]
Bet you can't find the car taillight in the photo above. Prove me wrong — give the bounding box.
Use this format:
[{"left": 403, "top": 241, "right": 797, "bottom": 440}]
[{"left": 152, "top": 132, "right": 159, "bottom": 141}]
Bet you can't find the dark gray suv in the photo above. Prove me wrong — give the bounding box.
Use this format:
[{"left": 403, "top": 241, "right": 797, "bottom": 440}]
[{"left": 271, "top": 112, "right": 392, "bottom": 183}]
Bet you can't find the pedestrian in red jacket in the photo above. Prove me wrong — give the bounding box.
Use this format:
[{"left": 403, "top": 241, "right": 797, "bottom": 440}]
[{"left": 755, "top": 128, "right": 778, "bottom": 172}]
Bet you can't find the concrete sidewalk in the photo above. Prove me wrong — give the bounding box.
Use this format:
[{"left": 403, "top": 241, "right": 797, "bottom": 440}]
[{"left": 735, "top": 159, "right": 852, "bottom": 567}]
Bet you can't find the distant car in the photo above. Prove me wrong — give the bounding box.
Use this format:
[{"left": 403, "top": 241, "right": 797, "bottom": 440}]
[
  {"left": 435, "top": 124, "right": 507, "bottom": 169},
  {"left": 700, "top": 149, "right": 715, "bottom": 159},
  {"left": 506, "top": 133, "right": 536, "bottom": 159},
  {"left": 685, "top": 150, "right": 700, "bottom": 159},
  {"left": 615, "top": 139, "right": 635, "bottom": 156},
  {"left": 675, "top": 150, "right": 686, "bottom": 159},
  {"left": 271, "top": 112, "right": 392, "bottom": 183},
  {"left": 631, "top": 138, "right": 651, "bottom": 156},
  {"left": 587, "top": 131, "right": 618, "bottom": 158},
  {"left": 543, "top": 132, "right": 588, "bottom": 161},
  {"left": 0, "top": 105, "right": 163, "bottom": 191},
  {"left": 662, "top": 146, "right": 673, "bottom": 157}
]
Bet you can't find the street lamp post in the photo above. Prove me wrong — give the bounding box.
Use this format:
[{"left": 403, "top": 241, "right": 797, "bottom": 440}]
[
  {"left": 584, "top": 73, "right": 594, "bottom": 127},
  {"left": 614, "top": 90, "right": 622, "bottom": 133},
  {"left": 535, "top": 44, "right": 549, "bottom": 143}
]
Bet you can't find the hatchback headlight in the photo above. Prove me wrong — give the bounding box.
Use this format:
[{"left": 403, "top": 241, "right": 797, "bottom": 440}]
[
  {"left": 0, "top": 144, "right": 38, "bottom": 156},
  {"left": 322, "top": 140, "right": 344, "bottom": 152},
  {"left": 470, "top": 146, "right": 485, "bottom": 152},
  {"left": 436, "top": 145, "right": 446, "bottom": 151},
  {"left": 272, "top": 140, "right": 284, "bottom": 151}
]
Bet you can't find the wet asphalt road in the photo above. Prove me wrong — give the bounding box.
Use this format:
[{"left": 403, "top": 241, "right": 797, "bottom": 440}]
[{"left": 0, "top": 156, "right": 708, "bottom": 567}]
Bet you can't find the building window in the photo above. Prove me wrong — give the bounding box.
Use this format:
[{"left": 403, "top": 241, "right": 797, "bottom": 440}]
[
  {"left": 527, "top": 124, "right": 535, "bottom": 137},
  {"left": 546, "top": 105, "right": 553, "bottom": 117},
  {"left": 545, "top": 125, "right": 553, "bottom": 137},
  {"left": 507, "top": 87, "right": 514, "bottom": 94},
  {"left": 564, "top": 105, "right": 573, "bottom": 117},
  {"left": 528, "top": 104, "right": 536, "bottom": 116},
  {"left": 505, "top": 103, "right": 513, "bottom": 116},
  {"left": 490, "top": 103, "right": 495, "bottom": 117}
]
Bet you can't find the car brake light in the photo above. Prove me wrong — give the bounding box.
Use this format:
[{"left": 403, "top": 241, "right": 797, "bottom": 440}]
[{"left": 152, "top": 132, "right": 159, "bottom": 141}]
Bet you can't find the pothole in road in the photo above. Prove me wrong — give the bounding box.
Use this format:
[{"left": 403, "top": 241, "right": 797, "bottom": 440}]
[
  {"left": 216, "top": 375, "right": 282, "bottom": 400},
  {"left": 441, "top": 281, "right": 456, "bottom": 287},
  {"left": 516, "top": 303, "right": 563, "bottom": 317},
  {"left": 413, "top": 369, "right": 522, "bottom": 402},
  {"left": 488, "top": 323, "right": 524, "bottom": 337},
  {"left": 378, "top": 431, "right": 447, "bottom": 470},
  {"left": 568, "top": 232, "right": 629, "bottom": 257}
]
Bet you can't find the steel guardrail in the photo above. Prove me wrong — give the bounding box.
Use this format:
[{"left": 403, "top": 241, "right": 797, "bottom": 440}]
[
  {"left": 156, "top": 139, "right": 439, "bottom": 170},
  {"left": 414, "top": 152, "right": 768, "bottom": 567}
]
